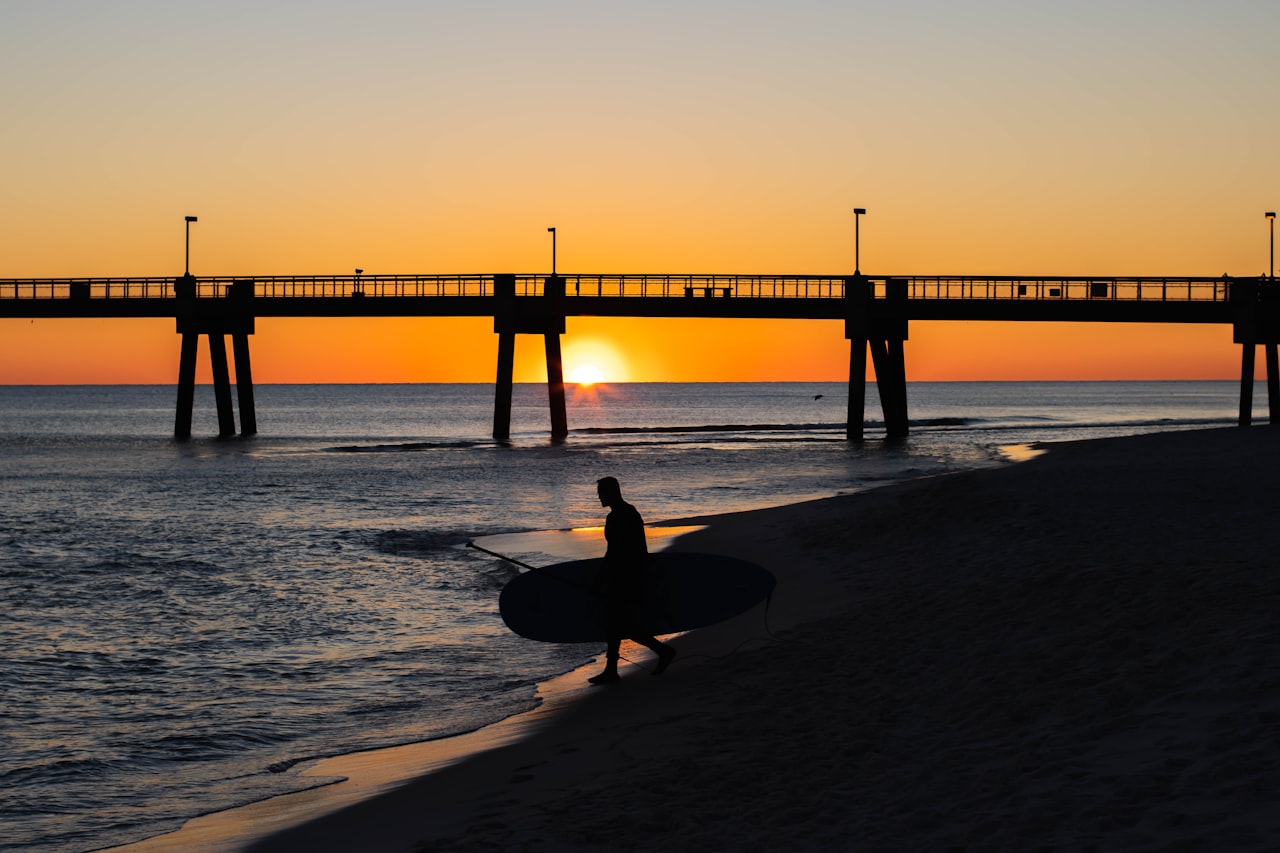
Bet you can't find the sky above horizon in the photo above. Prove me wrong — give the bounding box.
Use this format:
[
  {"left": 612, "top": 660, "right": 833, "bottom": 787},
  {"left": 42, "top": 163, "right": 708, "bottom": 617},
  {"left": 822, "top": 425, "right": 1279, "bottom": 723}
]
[{"left": 2, "top": 1, "right": 1277, "bottom": 384}]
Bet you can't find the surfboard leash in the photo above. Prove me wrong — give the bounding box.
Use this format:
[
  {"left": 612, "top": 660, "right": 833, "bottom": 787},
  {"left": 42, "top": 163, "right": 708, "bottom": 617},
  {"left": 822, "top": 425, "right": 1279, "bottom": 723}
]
[{"left": 465, "top": 541, "right": 598, "bottom": 595}]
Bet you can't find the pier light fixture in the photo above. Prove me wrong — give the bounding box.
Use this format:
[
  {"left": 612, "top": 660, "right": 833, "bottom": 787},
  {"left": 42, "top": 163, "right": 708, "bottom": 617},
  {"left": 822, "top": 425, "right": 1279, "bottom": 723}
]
[
  {"left": 1267, "top": 212, "right": 1275, "bottom": 280},
  {"left": 853, "top": 208, "right": 867, "bottom": 274},
  {"left": 547, "top": 227, "right": 557, "bottom": 276},
  {"left": 183, "top": 215, "right": 198, "bottom": 276}
]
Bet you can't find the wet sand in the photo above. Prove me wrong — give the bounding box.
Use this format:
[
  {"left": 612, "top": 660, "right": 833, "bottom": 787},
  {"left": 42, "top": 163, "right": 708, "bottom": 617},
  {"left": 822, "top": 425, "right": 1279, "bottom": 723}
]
[{"left": 118, "top": 427, "right": 1280, "bottom": 851}]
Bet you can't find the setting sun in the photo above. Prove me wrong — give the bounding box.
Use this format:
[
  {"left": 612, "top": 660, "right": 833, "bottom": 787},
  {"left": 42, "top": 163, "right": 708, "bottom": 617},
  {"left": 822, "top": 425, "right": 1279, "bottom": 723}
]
[
  {"left": 568, "top": 364, "right": 605, "bottom": 386},
  {"left": 559, "top": 336, "right": 630, "bottom": 384}
]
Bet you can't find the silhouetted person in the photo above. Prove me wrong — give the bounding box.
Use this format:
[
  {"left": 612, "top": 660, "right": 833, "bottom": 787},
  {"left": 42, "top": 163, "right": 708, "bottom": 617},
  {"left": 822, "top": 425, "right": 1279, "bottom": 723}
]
[{"left": 588, "top": 477, "right": 676, "bottom": 685}]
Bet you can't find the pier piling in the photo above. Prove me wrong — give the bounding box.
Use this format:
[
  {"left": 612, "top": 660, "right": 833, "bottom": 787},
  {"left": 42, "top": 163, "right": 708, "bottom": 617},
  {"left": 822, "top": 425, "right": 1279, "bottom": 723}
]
[
  {"left": 172, "top": 275, "right": 257, "bottom": 439},
  {"left": 1231, "top": 277, "right": 1280, "bottom": 427},
  {"left": 208, "top": 333, "right": 236, "bottom": 437},
  {"left": 491, "top": 274, "right": 568, "bottom": 441},
  {"left": 845, "top": 274, "right": 910, "bottom": 440},
  {"left": 175, "top": 331, "right": 198, "bottom": 439},
  {"left": 493, "top": 330, "right": 516, "bottom": 441}
]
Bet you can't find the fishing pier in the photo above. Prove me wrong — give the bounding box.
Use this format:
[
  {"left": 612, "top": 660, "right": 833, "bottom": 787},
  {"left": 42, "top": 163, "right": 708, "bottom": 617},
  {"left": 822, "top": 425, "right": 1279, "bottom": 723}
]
[{"left": 1, "top": 272, "right": 1274, "bottom": 440}]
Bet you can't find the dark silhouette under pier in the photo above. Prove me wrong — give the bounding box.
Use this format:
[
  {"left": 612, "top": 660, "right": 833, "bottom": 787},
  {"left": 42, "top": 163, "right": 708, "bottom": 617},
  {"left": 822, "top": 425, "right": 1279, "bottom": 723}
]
[{"left": 3, "top": 272, "right": 1276, "bottom": 439}]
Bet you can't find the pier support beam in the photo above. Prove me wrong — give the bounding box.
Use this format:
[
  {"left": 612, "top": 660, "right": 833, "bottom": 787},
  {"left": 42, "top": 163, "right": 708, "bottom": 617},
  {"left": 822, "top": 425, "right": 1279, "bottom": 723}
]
[
  {"left": 232, "top": 332, "right": 257, "bottom": 436},
  {"left": 172, "top": 275, "right": 257, "bottom": 439},
  {"left": 1268, "top": 343, "right": 1280, "bottom": 425},
  {"left": 208, "top": 333, "right": 236, "bottom": 438},
  {"left": 175, "top": 331, "right": 198, "bottom": 439},
  {"left": 1240, "top": 344, "right": 1256, "bottom": 427},
  {"left": 230, "top": 281, "right": 257, "bottom": 436},
  {"left": 545, "top": 331, "right": 568, "bottom": 440},
  {"left": 873, "top": 338, "right": 910, "bottom": 439},
  {"left": 1231, "top": 277, "right": 1280, "bottom": 427},
  {"left": 844, "top": 275, "right": 909, "bottom": 441},
  {"left": 847, "top": 335, "right": 868, "bottom": 443},
  {"left": 493, "top": 330, "right": 516, "bottom": 441},
  {"left": 491, "top": 274, "right": 568, "bottom": 441}
]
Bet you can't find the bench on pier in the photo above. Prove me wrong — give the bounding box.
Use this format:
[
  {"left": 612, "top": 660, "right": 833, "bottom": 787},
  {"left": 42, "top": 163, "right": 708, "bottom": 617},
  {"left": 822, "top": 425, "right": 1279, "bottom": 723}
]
[
  {"left": 684, "top": 286, "right": 732, "bottom": 297},
  {"left": 1015, "top": 282, "right": 1110, "bottom": 299}
]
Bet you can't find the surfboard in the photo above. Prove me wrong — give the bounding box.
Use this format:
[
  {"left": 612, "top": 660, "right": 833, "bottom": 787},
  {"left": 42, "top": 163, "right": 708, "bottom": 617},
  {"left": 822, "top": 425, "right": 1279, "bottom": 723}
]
[{"left": 498, "top": 552, "right": 776, "bottom": 643}]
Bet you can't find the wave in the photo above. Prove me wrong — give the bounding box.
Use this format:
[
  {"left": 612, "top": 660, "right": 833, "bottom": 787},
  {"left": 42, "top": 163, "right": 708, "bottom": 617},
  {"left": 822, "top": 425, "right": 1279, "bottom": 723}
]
[
  {"left": 936, "top": 415, "right": 1232, "bottom": 434},
  {"left": 328, "top": 439, "right": 493, "bottom": 452},
  {"left": 306, "top": 413, "right": 1231, "bottom": 450},
  {"left": 574, "top": 422, "right": 845, "bottom": 435}
]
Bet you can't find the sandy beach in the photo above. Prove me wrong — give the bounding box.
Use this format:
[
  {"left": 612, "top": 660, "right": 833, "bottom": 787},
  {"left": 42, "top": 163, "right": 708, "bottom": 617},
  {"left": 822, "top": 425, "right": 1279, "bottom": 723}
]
[{"left": 118, "top": 427, "right": 1280, "bottom": 852}]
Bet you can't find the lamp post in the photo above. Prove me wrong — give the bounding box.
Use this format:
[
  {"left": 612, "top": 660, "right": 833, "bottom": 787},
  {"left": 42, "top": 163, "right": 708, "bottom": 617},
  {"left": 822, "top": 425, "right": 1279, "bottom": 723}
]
[
  {"left": 1267, "top": 212, "right": 1276, "bottom": 280},
  {"left": 547, "top": 227, "right": 557, "bottom": 275},
  {"left": 184, "top": 215, "right": 198, "bottom": 276},
  {"left": 853, "top": 208, "right": 866, "bottom": 274}
]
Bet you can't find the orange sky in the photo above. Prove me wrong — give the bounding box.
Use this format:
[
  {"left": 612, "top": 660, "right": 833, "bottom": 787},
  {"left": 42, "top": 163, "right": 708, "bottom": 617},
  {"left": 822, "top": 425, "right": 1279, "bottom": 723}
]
[
  {"left": 2, "top": 2, "right": 1276, "bottom": 385},
  {"left": 0, "top": 315, "right": 1246, "bottom": 386}
]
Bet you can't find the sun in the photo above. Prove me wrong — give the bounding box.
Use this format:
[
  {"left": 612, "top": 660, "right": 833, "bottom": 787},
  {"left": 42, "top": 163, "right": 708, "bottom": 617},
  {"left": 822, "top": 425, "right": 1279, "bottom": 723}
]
[
  {"left": 562, "top": 338, "right": 630, "bottom": 384},
  {"left": 568, "top": 364, "right": 605, "bottom": 386}
]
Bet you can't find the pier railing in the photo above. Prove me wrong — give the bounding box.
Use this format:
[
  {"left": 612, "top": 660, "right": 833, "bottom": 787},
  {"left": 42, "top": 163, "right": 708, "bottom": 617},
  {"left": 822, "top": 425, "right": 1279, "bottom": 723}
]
[
  {"left": 0, "top": 274, "right": 1234, "bottom": 302},
  {"left": 902, "top": 276, "right": 1228, "bottom": 302},
  {"left": 1, "top": 278, "right": 176, "bottom": 300}
]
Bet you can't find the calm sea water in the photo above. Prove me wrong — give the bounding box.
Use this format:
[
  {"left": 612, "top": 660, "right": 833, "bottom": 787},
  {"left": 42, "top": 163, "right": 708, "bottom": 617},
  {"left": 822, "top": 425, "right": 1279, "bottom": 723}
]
[{"left": 0, "top": 381, "right": 1249, "bottom": 852}]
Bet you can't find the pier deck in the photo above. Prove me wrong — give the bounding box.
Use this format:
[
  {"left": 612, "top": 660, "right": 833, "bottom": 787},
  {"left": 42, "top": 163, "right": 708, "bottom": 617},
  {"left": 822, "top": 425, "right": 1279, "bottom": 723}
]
[{"left": 1, "top": 273, "right": 1270, "bottom": 439}]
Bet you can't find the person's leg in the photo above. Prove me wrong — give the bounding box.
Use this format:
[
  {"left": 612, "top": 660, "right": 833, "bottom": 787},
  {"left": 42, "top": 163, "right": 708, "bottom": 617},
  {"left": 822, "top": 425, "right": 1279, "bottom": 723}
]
[
  {"left": 589, "top": 638, "right": 622, "bottom": 684},
  {"left": 633, "top": 635, "right": 676, "bottom": 675}
]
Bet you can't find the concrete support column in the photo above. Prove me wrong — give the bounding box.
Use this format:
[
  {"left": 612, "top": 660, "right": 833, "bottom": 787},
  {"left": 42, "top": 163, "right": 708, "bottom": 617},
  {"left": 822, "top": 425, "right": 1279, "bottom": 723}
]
[
  {"left": 545, "top": 331, "right": 568, "bottom": 440},
  {"left": 884, "top": 338, "right": 909, "bottom": 439},
  {"left": 542, "top": 275, "right": 568, "bottom": 440},
  {"left": 1264, "top": 278, "right": 1280, "bottom": 425},
  {"left": 173, "top": 275, "right": 255, "bottom": 439},
  {"left": 229, "top": 280, "right": 257, "bottom": 436},
  {"left": 208, "top": 334, "right": 237, "bottom": 438},
  {"left": 492, "top": 274, "right": 518, "bottom": 441},
  {"left": 1241, "top": 344, "right": 1256, "bottom": 427},
  {"left": 844, "top": 275, "right": 870, "bottom": 442},
  {"left": 490, "top": 274, "right": 568, "bottom": 441},
  {"left": 847, "top": 338, "right": 867, "bottom": 442},
  {"left": 868, "top": 339, "right": 908, "bottom": 439},
  {"left": 846, "top": 275, "right": 909, "bottom": 440},
  {"left": 175, "top": 331, "right": 198, "bottom": 439},
  {"left": 1268, "top": 344, "right": 1280, "bottom": 425},
  {"left": 1233, "top": 278, "right": 1259, "bottom": 427},
  {"left": 493, "top": 331, "right": 515, "bottom": 441},
  {"left": 233, "top": 332, "right": 257, "bottom": 436},
  {"left": 881, "top": 279, "right": 910, "bottom": 439}
]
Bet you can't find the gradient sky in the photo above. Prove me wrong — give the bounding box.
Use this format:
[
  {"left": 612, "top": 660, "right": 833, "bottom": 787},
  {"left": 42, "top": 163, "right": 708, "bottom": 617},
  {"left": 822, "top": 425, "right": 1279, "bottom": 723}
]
[{"left": 2, "top": 0, "right": 1277, "bottom": 384}]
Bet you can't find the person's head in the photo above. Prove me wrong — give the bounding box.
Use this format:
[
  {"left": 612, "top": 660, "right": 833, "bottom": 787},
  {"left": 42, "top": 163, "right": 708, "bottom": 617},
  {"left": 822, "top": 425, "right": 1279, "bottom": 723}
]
[{"left": 596, "top": 476, "right": 622, "bottom": 507}]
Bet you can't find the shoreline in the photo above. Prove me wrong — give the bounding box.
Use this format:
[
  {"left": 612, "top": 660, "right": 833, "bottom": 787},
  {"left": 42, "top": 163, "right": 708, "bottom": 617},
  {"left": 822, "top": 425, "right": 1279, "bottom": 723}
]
[
  {"left": 104, "top": 482, "right": 899, "bottom": 852},
  {"left": 117, "top": 427, "right": 1280, "bottom": 850},
  {"left": 99, "top": 527, "right": 721, "bottom": 845},
  {"left": 101, "top": 524, "right": 781, "bottom": 853},
  {"left": 102, "top": 659, "right": 608, "bottom": 853}
]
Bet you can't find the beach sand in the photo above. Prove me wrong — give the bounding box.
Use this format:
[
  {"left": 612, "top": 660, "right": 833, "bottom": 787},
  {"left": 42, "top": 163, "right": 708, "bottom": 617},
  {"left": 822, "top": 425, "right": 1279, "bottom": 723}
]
[{"left": 119, "top": 427, "right": 1280, "bottom": 851}]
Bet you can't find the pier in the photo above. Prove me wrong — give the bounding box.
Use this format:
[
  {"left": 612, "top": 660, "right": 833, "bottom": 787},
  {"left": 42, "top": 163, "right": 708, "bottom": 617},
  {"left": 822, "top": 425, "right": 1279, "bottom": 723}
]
[{"left": 2, "top": 272, "right": 1274, "bottom": 440}]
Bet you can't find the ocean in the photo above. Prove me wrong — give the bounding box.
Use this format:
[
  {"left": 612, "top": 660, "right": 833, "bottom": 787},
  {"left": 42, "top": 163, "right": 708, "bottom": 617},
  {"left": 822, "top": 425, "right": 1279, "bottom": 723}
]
[{"left": 0, "top": 380, "right": 1250, "bottom": 852}]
